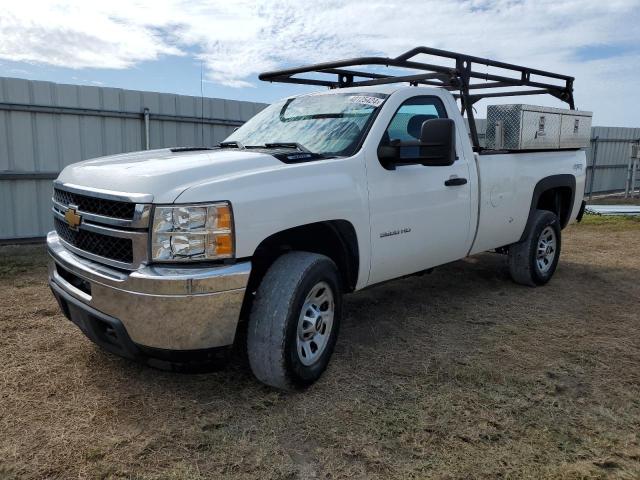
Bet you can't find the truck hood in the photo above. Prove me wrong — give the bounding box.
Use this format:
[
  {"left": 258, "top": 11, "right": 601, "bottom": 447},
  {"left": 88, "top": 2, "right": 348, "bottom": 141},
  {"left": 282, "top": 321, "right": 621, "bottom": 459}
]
[{"left": 56, "top": 148, "right": 284, "bottom": 203}]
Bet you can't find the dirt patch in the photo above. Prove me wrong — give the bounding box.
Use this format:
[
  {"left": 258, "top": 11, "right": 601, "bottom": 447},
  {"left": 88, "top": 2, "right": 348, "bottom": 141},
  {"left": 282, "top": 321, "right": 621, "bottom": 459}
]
[{"left": 1, "top": 216, "right": 639, "bottom": 479}]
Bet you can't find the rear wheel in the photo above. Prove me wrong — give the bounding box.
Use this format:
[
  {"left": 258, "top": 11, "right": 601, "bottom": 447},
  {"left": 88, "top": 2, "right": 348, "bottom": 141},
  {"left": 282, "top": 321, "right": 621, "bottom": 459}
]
[
  {"left": 247, "top": 251, "right": 342, "bottom": 390},
  {"left": 508, "top": 209, "right": 561, "bottom": 286}
]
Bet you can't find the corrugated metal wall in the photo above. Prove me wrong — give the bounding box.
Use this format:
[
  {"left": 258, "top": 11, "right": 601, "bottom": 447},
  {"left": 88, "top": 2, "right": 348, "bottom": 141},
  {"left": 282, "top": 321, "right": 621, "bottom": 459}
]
[
  {"left": 584, "top": 127, "right": 640, "bottom": 196},
  {"left": 0, "top": 77, "right": 266, "bottom": 241},
  {"left": 1, "top": 75, "right": 638, "bottom": 242}
]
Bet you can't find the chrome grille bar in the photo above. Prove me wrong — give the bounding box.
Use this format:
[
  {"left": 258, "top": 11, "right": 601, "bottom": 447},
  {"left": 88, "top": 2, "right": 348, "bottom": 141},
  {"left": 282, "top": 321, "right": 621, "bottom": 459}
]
[
  {"left": 53, "top": 180, "right": 153, "bottom": 203},
  {"left": 52, "top": 198, "right": 151, "bottom": 229}
]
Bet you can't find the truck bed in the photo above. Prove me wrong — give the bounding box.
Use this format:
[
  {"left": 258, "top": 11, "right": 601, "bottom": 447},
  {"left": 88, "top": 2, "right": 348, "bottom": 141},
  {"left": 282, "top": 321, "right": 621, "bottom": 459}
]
[{"left": 469, "top": 149, "right": 586, "bottom": 255}]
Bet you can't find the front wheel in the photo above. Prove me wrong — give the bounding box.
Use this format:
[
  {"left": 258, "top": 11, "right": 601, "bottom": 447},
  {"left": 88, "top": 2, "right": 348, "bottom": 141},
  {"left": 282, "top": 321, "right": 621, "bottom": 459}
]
[
  {"left": 508, "top": 209, "right": 561, "bottom": 286},
  {"left": 247, "top": 252, "right": 342, "bottom": 390}
]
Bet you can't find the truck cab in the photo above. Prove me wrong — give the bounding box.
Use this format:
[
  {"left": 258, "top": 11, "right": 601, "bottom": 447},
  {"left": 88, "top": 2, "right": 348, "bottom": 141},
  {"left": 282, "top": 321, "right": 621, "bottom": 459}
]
[{"left": 47, "top": 47, "right": 589, "bottom": 390}]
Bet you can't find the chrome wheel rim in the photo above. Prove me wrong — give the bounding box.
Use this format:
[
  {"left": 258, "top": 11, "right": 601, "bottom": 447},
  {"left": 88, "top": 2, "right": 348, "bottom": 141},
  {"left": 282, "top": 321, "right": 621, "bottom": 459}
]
[
  {"left": 536, "top": 226, "right": 557, "bottom": 274},
  {"left": 296, "top": 281, "right": 334, "bottom": 366}
]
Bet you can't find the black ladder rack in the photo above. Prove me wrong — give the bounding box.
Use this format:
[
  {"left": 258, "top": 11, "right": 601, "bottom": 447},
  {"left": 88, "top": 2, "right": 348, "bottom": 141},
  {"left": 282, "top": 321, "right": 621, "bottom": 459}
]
[{"left": 259, "top": 46, "right": 575, "bottom": 149}]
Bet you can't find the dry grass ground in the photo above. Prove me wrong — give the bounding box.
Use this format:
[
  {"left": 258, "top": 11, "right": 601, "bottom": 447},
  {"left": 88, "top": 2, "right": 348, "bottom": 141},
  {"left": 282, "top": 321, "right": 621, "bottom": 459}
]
[{"left": 1, "top": 216, "right": 639, "bottom": 479}]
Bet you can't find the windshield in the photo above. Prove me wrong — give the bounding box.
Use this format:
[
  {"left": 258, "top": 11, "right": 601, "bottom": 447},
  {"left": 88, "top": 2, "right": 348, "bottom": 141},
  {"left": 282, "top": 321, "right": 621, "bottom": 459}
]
[{"left": 224, "top": 92, "right": 388, "bottom": 157}]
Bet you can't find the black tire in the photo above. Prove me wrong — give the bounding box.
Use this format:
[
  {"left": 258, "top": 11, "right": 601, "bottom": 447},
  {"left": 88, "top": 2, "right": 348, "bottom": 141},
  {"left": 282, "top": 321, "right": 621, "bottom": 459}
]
[
  {"left": 247, "top": 252, "right": 342, "bottom": 390},
  {"left": 508, "top": 209, "right": 561, "bottom": 286}
]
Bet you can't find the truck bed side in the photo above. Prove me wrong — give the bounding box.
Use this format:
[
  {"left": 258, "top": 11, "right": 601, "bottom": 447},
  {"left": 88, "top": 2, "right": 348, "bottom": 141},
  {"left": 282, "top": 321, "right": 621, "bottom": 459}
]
[{"left": 469, "top": 149, "right": 586, "bottom": 255}]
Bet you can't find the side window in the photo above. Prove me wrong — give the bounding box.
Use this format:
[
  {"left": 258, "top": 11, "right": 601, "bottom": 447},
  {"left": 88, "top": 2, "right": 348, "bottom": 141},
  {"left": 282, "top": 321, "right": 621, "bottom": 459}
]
[
  {"left": 379, "top": 96, "right": 449, "bottom": 164},
  {"left": 383, "top": 96, "right": 447, "bottom": 144}
]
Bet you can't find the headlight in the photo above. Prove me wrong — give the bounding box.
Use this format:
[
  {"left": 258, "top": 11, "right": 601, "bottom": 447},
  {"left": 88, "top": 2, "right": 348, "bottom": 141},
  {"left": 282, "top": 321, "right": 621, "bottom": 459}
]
[{"left": 151, "top": 203, "right": 234, "bottom": 261}]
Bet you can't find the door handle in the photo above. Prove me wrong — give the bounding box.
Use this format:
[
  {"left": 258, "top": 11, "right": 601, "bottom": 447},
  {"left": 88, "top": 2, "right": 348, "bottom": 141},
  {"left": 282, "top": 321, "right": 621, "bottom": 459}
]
[{"left": 444, "top": 177, "right": 467, "bottom": 186}]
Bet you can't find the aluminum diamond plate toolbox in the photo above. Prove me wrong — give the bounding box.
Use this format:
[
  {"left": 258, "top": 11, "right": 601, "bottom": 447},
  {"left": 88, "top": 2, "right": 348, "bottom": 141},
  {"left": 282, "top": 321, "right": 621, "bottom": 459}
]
[{"left": 485, "top": 104, "right": 592, "bottom": 150}]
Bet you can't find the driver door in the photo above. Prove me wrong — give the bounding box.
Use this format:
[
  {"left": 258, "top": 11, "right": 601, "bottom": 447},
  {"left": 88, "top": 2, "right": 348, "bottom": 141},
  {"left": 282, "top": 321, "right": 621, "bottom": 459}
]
[{"left": 366, "top": 95, "right": 472, "bottom": 285}]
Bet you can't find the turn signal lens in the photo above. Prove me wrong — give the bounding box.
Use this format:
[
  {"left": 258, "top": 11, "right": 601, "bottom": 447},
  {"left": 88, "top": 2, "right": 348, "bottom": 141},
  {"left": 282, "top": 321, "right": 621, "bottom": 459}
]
[
  {"left": 214, "top": 233, "right": 233, "bottom": 256},
  {"left": 215, "top": 205, "right": 232, "bottom": 230}
]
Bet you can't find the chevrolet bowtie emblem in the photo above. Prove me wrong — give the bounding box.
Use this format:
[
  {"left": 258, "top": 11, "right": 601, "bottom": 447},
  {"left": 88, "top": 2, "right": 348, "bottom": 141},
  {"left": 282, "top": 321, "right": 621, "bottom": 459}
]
[{"left": 64, "top": 207, "right": 82, "bottom": 229}]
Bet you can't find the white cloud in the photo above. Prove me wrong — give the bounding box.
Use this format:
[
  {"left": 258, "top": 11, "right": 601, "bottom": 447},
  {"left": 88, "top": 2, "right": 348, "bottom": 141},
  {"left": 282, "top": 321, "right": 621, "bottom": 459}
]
[{"left": 0, "top": 0, "right": 639, "bottom": 125}]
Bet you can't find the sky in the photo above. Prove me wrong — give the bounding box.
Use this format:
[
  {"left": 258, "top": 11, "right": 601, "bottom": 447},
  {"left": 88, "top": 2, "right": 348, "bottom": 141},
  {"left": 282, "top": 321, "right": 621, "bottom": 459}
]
[{"left": 0, "top": 0, "right": 639, "bottom": 127}]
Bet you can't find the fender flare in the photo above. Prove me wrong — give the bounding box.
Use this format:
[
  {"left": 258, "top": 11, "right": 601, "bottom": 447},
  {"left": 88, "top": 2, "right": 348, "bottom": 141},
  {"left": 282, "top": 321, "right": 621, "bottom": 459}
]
[
  {"left": 248, "top": 219, "right": 361, "bottom": 292},
  {"left": 518, "top": 174, "right": 576, "bottom": 242}
]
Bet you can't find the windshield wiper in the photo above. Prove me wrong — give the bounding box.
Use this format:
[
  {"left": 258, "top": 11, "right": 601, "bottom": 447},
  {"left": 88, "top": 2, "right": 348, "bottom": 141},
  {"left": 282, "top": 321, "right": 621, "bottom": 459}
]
[
  {"left": 263, "top": 142, "right": 311, "bottom": 153},
  {"left": 238, "top": 142, "right": 341, "bottom": 160},
  {"left": 219, "top": 140, "right": 245, "bottom": 149},
  {"left": 243, "top": 142, "right": 312, "bottom": 153}
]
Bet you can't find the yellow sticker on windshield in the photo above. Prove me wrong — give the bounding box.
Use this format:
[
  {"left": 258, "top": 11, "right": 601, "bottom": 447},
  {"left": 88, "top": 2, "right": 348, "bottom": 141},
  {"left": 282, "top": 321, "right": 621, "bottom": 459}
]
[{"left": 348, "top": 95, "right": 384, "bottom": 108}]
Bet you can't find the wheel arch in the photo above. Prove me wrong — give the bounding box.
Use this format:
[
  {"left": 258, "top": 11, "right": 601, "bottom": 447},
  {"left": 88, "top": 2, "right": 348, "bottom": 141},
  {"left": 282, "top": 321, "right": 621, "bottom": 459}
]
[
  {"left": 246, "top": 220, "right": 360, "bottom": 296},
  {"left": 519, "top": 174, "right": 576, "bottom": 242}
]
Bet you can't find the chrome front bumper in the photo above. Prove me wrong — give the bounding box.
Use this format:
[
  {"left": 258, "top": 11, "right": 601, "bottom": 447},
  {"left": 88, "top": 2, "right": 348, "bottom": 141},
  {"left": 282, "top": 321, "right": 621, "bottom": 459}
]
[{"left": 47, "top": 231, "right": 251, "bottom": 351}]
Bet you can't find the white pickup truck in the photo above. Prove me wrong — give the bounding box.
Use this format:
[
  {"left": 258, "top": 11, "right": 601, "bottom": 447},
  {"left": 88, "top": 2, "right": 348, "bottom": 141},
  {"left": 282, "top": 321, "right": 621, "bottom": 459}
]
[{"left": 48, "top": 48, "right": 589, "bottom": 390}]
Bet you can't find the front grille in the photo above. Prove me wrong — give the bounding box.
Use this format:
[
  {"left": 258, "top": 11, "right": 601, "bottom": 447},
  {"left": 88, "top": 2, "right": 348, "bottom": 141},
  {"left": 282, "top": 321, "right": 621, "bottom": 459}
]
[
  {"left": 54, "top": 188, "right": 136, "bottom": 220},
  {"left": 54, "top": 217, "right": 133, "bottom": 264}
]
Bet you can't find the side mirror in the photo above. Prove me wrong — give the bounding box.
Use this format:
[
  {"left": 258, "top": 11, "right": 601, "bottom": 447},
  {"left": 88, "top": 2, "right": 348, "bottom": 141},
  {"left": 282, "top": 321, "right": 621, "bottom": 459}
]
[
  {"left": 377, "top": 118, "right": 456, "bottom": 169},
  {"left": 418, "top": 118, "right": 456, "bottom": 166},
  {"left": 377, "top": 143, "right": 398, "bottom": 167}
]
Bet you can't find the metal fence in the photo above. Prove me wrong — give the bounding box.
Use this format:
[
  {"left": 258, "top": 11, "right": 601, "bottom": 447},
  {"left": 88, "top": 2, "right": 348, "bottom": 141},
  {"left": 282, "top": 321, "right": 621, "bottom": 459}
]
[
  {"left": 0, "top": 77, "right": 266, "bottom": 242},
  {"left": 584, "top": 127, "right": 640, "bottom": 197},
  {"left": 1, "top": 75, "right": 639, "bottom": 242}
]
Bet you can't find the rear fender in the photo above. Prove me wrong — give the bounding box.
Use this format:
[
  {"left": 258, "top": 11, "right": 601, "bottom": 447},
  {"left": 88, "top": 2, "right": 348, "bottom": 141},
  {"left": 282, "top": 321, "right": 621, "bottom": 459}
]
[{"left": 519, "top": 174, "right": 576, "bottom": 242}]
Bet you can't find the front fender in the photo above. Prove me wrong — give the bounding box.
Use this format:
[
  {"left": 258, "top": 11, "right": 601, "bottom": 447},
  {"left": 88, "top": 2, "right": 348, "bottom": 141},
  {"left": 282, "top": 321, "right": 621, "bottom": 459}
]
[{"left": 174, "top": 154, "right": 371, "bottom": 289}]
